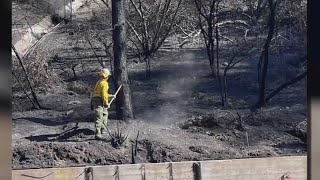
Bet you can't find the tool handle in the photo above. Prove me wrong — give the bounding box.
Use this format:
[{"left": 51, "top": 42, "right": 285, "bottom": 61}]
[{"left": 108, "top": 84, "right": 123, "bottom": 107}]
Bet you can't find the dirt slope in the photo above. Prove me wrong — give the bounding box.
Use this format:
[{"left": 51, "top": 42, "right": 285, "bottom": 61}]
[
  {"left": 12, "top": 0, "right": 307, "bottom": 169},
  {"left": 12, "top": 50, "right": 307, "bottom": 169}
]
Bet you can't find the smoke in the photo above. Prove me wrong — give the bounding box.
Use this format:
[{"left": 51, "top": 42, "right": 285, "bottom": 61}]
[{"left": 138, "top": 52, "right": 201, "bottom": 126}]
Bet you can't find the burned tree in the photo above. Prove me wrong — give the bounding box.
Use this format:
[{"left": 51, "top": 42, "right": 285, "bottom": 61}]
[
  {"left": 256, "top": 0, "right": 277, "bottom": 108},
  {"left": 194, "top": 0, "right": 253, "bottom": 106},
  {"left": 94, "top": 0, "right": 184, "bottom": 78},
  {"left": 253, "top": 0, "right": 307, "bottom": 107},
  {"left": 194, "top": 0, "right": 218, "bottom": 77},
  {"left": 12, "top": 45, "right": 42, "bottom": 109},
  {"left": 215, "top": 1, "right": 224, "bottom": 106},
  {"left": 112, "top": 0, "right": 134, "bottom": 120},
  {"left": 126, "top": 0, "right": 183, "bottom": 78}
]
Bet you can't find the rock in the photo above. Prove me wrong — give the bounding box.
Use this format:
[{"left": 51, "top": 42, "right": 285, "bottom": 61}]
[
  {"left": 67, "top": 91, "right": 77, "bottom": 96},
  {"left": 222, "top": 62, "right": 228, "bottom": 66},
  {"left": 214, "top": 134, "right": 229, "bottom": 141},
  {"left": 68, "top": 101, "right": 81, "bottom": 105},
  {"left": 189, "top": 146, "right": 207, "bottom": 154},
  {"left": 65, "top": 110, "right": 74, "bottom": 116}
]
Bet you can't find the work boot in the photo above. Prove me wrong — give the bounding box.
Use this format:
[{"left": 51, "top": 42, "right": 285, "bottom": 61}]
[
  {"left": 95, "top": 128, "right": 103, "bottom": 140},
  {"left": 95, "top": 133, "right": 103, "bottom": 140}
]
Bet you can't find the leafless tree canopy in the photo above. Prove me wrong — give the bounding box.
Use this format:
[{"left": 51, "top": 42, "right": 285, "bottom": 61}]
[
  {"left": 126, "top": 0, "right": 183, "bottom": 77},
  {"left": 12, "top": 0, "right": 306, "bottom": 110}
]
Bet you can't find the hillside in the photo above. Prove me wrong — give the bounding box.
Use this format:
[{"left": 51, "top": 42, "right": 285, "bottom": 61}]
[{"left": 12, "top": 0, "right": 307, "bottom": 169}]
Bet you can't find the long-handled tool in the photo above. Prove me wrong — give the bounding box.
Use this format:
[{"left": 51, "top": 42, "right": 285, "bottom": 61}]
[
  {"left": 100, "top": 85, "right": 123, "bottom": 139},
  {"left": 107, "top": 84, "right": 123, "bottom": 108}
]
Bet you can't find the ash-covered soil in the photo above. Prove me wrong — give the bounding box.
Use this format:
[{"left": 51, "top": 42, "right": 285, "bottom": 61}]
[
  {"left": 12, "top": 0, "right": 307, "bottom": 169},
  {"left": 12, "top": 49, "right": 307, "bottom": 169}
]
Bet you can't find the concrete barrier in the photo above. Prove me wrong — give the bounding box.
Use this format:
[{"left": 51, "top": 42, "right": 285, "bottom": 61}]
[
  {"left": 200, "top": 156, "right": 306, "bottom": 180},
  {"left": 12, "top": 0, "right": 87, "bottom": 57},
  {"left": 12, "top": 156, "right": 307, "bottom": 180},
  {"left": 12, "top": 167, "right": 86, "bottom": 180}
]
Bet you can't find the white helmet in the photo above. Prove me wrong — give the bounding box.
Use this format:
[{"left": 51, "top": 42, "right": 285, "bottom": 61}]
[
  {"left": 102, "top": 68, "right": 110, "bottom": 75},
  {"left": 100, "top": 68, "right": 111, "bottom": 78}
]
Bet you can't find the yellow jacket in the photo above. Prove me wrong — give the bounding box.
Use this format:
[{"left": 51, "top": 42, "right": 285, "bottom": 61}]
[{"left": 92, "top": 78, "right": 113, "bottom": 106}]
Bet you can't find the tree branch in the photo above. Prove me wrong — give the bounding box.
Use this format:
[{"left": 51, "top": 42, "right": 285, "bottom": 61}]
[
  {"left": 12, "top": 44, "right": 41, "bottom": 109},
  {"left": 265, "top": 70, "right": 307, "bottom": 103}
]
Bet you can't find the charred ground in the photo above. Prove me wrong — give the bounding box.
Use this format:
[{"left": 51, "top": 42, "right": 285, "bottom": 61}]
[
  {"left": 12, "top": 49, "right": 307, "bottom": 169},
  {"left": 12, "top": 0, "right": 307, "bottom": 169}
]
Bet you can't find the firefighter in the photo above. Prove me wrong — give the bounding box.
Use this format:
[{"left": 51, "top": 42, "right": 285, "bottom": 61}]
[{"left": 91, "top": 68, "right": 115, "bottom": 140}]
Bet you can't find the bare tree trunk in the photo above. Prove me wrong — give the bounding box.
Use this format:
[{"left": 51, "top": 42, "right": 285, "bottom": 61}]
[
  {"left": 12, "top": 44, "right": 41, "bottom": 109},
  {"left": 222, "top": 52, "right": 246, "bottom": 108},
  {"left": 112, "top": 0, "right": 134, "bottom": 120},
  {"left": 207, "top": 20, "right": 215, "bottom": 78},
  {"left": 86, "top": 36, "right": 105, "bottom": 67},
  {"left": 145, "top": 56, "right": 151, "bottom": 78},
  {"left": 215, "top": 1, "right": 224, "bottom": 106},
  {"left": 12, "top": 71, "right": 38, "bottom": 108},
  {"left": 222, "top": 69, "right": 228, "bottom": 105},
  {"left": 208, "top": 38, "right": 215, "bottom": 77},
  {"left": 71, "top": 65, "right": 77, "bottom": 80},
  {"left": 64, "top": 0, "right": 66, "bottom": 19},
  {"left": 194, "top": 0, "right": 216, "bottom": 78},
  {"left": 257, "top": 0, "right": 276, "bottom": 108},
  {"left": 70, "top": 0, "right": 72, "bottom": 20}
]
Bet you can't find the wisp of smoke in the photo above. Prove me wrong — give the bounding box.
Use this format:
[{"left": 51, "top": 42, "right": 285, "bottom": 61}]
[{"left": 138, "top": 52, "right": 200, "bottom": 126}]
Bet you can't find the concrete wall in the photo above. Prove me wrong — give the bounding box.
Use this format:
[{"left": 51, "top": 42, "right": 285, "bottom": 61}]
[
  {"left": 12, "top": 0, "right": 83, "bottom": 57},
  {"left": 17, "top": 0, "right": 72, "bottom": 16},
  {"left": 12, "top": 156, "right": 307, "bottom": 180}
]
